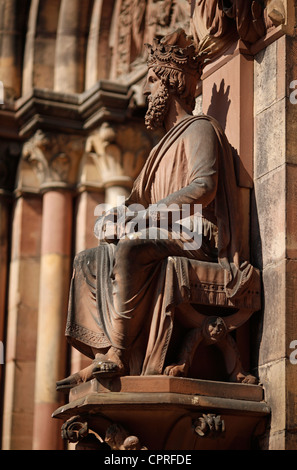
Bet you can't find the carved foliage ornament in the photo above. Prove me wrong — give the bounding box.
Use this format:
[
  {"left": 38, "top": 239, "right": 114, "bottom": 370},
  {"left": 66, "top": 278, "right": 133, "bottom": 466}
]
[
  {"left": 85, "top": 122, "right": 153, "bottom": 188},
  {"left": 21, "top": 130, "right": 84, "bottom": 190}
]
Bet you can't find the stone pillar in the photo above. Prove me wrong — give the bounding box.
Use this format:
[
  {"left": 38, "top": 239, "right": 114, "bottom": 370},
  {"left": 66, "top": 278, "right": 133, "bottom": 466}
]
[
  {"left": 22, "top": 0, "right": 60, "bottom": 92},
  {"left": 0, "top": 143, "right": 37, "bottom": 451},
  {"left": 33, "top": 189, "right": 73, "bottom": 450},
  {"left": 0, "top": 142, "right": 20, "bottom": 386},
  {"left": 251, "top": 15, "right": 297, "bottom": 449},
  {"left": 85, "top": 0, "right": 115, "bottom": 87},
  {"left": 0, "top": 0, "right": 29, "bottom": 101},
  {"left": 2, "top": 193, "right": 42, "bottom": 450},
  {"left": 69, "top": 162, "right": 106, "bottom": 403},
  {"left": 0, "top": 195, "right": 9, "bottom": 372},
  {"left": 16, "top": 130, "right": 84, "bottom": 450},
  {"left": 54, "top": 0, "right": 90, "bottom": 93}
]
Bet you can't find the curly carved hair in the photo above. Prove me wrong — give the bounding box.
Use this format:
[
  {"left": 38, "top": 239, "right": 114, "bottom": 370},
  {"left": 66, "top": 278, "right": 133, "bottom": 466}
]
[{"left": 152, "top": 65, "right": 198, "bottom": 113}]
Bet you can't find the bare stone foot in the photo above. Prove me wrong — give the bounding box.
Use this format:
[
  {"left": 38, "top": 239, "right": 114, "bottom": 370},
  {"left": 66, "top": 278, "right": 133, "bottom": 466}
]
[
  {"left": 231, "top": 371, "right": 258, "bottom": 385},
  {"left": 163, "top": 363, "right": 188, "bottom": 377},
  {"left": 92, "top": 348, "right": 127, "bottom": 378},
  {"left": 56, "top": 362, "right": 95, "bottom": 392}
]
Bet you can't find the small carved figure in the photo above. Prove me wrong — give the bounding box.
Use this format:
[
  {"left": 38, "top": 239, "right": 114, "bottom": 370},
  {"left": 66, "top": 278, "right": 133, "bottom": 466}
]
[
  {"left": 57, "top": 28, "right": 258, "bottom": 392},
  {"left": 105, "top": 424, "right": 147, "bottom": 450},
  {"left": 189, "top": 0, "right": 285, "bottom": 60}
]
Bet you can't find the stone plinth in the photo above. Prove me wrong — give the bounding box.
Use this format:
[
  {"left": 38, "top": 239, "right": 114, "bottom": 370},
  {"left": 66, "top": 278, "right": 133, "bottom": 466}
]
[{"left": 53, "top": 377, "right": 270, "bottom": 451}]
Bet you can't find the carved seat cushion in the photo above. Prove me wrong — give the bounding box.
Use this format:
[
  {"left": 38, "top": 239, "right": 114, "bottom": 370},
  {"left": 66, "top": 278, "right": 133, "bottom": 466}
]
[{"left": 170, "top": 257, "right": 261, "bottom": 313}]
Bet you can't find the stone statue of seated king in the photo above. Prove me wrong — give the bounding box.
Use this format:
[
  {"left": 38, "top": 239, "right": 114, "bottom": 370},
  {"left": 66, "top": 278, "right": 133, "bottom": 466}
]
[{"left": 56, "top": 28, "right": 261, "bottom": 393}]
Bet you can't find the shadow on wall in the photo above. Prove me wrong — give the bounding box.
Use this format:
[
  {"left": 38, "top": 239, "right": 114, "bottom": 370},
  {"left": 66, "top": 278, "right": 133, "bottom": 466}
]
[
  {"left": 207, "top": 79, "right": 231, "bottom": 132},
  {"left": 206, "top": 77, "right": 264, "bottom": 382}
]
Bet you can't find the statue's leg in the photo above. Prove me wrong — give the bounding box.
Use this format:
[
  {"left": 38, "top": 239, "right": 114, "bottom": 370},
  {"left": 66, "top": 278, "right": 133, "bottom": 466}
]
[
  {"left": 164, "top": 327, "right": 203, "bottom": 377},
  {"left": 91, "top": 235, "right": 173, "bottom": 377},
  {"left": 57, "top": 246, "right": 115, "bottom": 391},
  {"left": 216, "top": 333, "right": 258, "bottom": 384},
  {"left": 91, "top": 231, "right": 201, "bottom": 377}
]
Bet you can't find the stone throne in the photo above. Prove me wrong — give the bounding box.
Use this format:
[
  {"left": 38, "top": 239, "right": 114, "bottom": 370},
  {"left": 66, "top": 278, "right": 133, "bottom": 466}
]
[{"left": 53, "top": 13, "right": 271, "bottom": 450}]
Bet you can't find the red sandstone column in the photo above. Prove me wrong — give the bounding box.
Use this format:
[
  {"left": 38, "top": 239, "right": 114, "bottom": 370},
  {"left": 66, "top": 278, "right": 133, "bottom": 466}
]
[
  {"left": 54, "top": 0, "right": 89, "bottom": 93},
  {"left": 70, "top": 189, "right": 105, "bottom": 381},
  {"left": 0, "top": 0, "right": 28, "bottom": 99},
  {"left": 0, "top": 194, "right": 9, "bottom": 388},
  {"left": 32, "top": 189, "right": 73, "bottom": 450},
  {"left": 2, "top": 194, "right": 42, "bottom": 450}
]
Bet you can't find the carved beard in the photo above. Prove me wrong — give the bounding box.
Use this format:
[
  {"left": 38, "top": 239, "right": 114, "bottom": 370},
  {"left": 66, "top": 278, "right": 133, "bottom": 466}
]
[{"left": 145, "top": 84, "right": 170, "bottom": 130}]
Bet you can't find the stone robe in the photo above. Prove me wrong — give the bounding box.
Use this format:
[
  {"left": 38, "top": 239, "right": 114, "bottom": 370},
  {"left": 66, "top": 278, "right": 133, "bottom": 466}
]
[{"left": 65, "top": 115, "right": 250, "bottom": 375}]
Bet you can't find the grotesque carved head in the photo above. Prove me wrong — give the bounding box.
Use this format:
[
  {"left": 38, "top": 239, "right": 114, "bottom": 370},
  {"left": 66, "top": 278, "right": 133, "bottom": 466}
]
[{"left": 144, "top": 28, "right": 202, "bottom": 130}]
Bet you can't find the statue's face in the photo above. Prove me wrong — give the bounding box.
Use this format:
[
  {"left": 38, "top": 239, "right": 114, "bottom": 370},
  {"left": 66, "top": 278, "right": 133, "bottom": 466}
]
[
  {"left": 143, "top": 68, "right": 170, "bottom": 130},
  {"left": 143, "top": 68, "right": 161, "bottom": 100}
]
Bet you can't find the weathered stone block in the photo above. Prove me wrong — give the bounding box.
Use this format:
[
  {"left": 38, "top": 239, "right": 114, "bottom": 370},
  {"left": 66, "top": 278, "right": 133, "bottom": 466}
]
[
  {"left": 256, "top": 260, "right": 286, "bottom": 367},
  {"left": 258, "top": 359, "right": 286, "bottom": 435},
  {"left": 253, "top": 166, "right": 286, "bottom": 268},
  {"left": 254, "top": 40, "right": 278, "bottom": 116},
  {"left": 286, "top": 165, "right": 297, "bottom": 259},
  {"left": 254, "top": 98, "right": 286, "bottom": 179}
]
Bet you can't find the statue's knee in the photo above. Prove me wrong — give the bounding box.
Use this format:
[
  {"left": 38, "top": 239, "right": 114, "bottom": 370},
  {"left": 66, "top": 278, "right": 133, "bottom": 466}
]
[
  {"left": 115, "top": 239, "right": 152, "bottom": 270},
  {"left": 73, "top": 247, "right": 97, "bottom": 269},
  {"left": 116, "top": 238, "right": 138, "bottom": 260}
]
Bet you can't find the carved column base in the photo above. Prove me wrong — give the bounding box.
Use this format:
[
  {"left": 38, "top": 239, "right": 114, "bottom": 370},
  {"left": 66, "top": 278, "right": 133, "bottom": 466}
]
[{"left": 53, "top": 376, "right": 270, "bottom": 450}]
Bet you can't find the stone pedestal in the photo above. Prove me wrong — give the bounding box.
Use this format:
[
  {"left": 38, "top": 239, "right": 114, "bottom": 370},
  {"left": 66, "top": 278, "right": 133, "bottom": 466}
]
[{"left": 53, "top": 377, "right": 270, "bottom": 451}]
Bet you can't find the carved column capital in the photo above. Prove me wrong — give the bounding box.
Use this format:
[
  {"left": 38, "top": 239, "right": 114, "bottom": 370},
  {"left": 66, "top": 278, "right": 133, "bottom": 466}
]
[
  {"left": 16, "top": 130, "right": 84, "bottom": 195},
  {"left": 83, "top": 122, "right": 153, "bottom": 192}
]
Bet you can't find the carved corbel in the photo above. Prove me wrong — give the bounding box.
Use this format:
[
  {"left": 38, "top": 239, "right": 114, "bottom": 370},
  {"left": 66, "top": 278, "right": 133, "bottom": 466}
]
[
  {"left": 61, "top": 418, "right": 148, "bottom": 450},
  {"left": 61, "top": 415, "right": 89, "bottom": 443},
  {"left": 193, "top": 414, "right": 225, "bottom": 438},
  {"left": 61, "top": 416, "right": 109, "bottom": 450},
  {"left": 17, "top": 130, "right": 84, "bottom": 195}
]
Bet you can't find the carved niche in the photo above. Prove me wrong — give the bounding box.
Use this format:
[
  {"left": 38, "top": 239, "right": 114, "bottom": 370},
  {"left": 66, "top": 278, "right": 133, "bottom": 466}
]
[{"left": 111, "top": 0, "right": 191, "bottom": 79}]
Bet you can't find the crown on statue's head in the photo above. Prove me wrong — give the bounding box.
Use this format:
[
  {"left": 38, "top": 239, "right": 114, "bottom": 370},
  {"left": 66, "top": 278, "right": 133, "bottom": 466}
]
[{"left": 146, "top": 28, "right": 202, "bottom": 78}]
